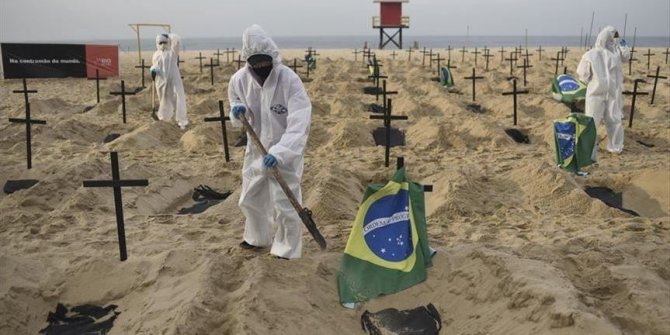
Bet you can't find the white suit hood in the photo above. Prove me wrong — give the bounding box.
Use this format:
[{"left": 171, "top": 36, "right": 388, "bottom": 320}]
[{"left": 241, "top": 24, "right": 282, "bottom": 65}]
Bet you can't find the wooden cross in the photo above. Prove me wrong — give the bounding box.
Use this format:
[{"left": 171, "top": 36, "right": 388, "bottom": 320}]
[
  {"left": 204, "top": 100, "right": 231, "bottom": 162},
  {"left": 406, "top": 48, "right": 414, "bottom": 62},
  {"left": 505, "top": 55, "right": 518, "bottom": 76},
  {"left": 523, "top": 49, "right": 533, "bottom": 64},
  {"left": 460, "top": 46, "right": 468, "bottom": 63},
  {"left": 134, "top": 59, "right": 150, "bottom": 89},
  {"left": 195, "top": 52, "right": 206, "bottom": 73},
  {"left": 516, "top": 58, "right": 533, "bottom": 87},
  {"left": 396, "top": 157, "right": 433, "bottom": 192},
  {"left": 223, "top": 48, "right": 235, "bottom": 63},
  {"left": 446, "top": 45, "right": 453, "bottom": 62},
  {"left": 551, "top": 51, "right": 564, "bottom": 76},
  {"left": 203, "top": 58, "right": 220, "bottom": 85},
  {"left": 363, "top": 48, "right": 374, "bottom": 65},
  {"left": 560, "top": 47, "right": 569, "bottom": 66},
  {"left": 9, "top": 102, "right": 46, "bottom": 169},
  {"left": 109, "top": 80, "right": 137, "bottom": 124},
  {"left": 427, "top": 49, "right": 435, "bottom": 67},
  {"left": 234, "top": 55, "right": 244, "bottom": 70},
  {"left": 370, "top": 98, "right": 408, "bottom": 167},
  {"left": 464, "top": 68, "right": 484, "bottom": 102},
  {"left": 421, "top": 47, "right": 429, "bottom": 66},
  {"left": 646, "top": 66, "right": 667, "bottom": 104},
  {"left": 13, "top": 78, "right": 38, "bottom": 111},
  {"left": 82, "top": 152, "right": 149, "bottom": 261},
  {"left": 471, "top": 47, "right": 481, "bottom": 67},
  {"left": 390, "top": 50, "right": 398, "bottom": 60},
  {"left": 628, "top": 47, "right": 638, "bottom": 75},
  {"left": 379, "top": 80, "right": 398, "bottom": 112},
  {"left": 622, "top": 79, "right": 648, "bottom": 128},
  {"left": 213, "top": 48, "right": 224, "bottom": 66},
  {"left": 502, "top": 78, "right": 529, "bottom": 126},
  {"left": 177, "top": 56, "right": 184, "bottom": 68},
  {"left": 643, "top": 49, "right": 655, "bottom": 70},
  {"left": 663, "top": 47, "right": 670, "bottom": 64},
  {"left": 353, "top": 48, "right": 362, "bottom": 61},
  {"left": 289, "top": 59, "right": 304, "bottom": 73},
  {"left": 432, "top": 53, "right": 446, "bottom": 78},
  {"left": 536, "top": 45, "right": 544, "bottom": 61},
  {"left": 483, "top": 49, "right": 494, "bottom": 71},
  {"left": 87, "top": 69, "right": 108, "bottom": 103},
  {"left": 499, "top": 47, "right": 506, "bottom": 64}
]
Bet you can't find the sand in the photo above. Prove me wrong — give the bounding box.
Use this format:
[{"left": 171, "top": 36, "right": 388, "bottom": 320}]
[{"left": 1, "top": 47, "right": 669, "bottom": 335}]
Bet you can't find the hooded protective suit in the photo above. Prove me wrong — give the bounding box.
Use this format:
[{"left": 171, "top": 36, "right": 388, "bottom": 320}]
[
  {"left": 228, "top": 25, "right": 312, "bottom": 259},
  {"left": 151, "top": 33, "right": 188, "bottom": 128},
  {"left": 576, "top": 26, "right": 630, "bottom": 157}
]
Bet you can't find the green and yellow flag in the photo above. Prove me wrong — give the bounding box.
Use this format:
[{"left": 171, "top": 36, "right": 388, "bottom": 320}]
[{"left": 338, "top": 168, "right": 433, "bottom": 305}]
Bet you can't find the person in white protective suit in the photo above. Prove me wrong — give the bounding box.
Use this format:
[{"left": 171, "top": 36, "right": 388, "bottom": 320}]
[
  {"left": 228, "top": 25, "right": 312, "bottom": 260},
  {"left": 150, "top": 33, "right": 188, "bottom": 129},
  {"left": 576, "top": 26, "right": 631, "bottom": 158}
]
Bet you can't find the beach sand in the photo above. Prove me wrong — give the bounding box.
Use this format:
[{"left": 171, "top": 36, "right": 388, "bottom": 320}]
[{"left": 1, "top": 47, "right": 669, "bottom": 334}]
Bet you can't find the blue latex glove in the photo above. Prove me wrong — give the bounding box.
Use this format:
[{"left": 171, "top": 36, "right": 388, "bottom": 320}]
[
  {"left": 263, "top": 154, "right": 277, "bottom": 168},
  {"left": 150, "top": 68, "right": 157, "bottom": 80},
  {"left": 231, "top": 105, "right": 246, "bottom": 119},
  {"left": 619, "top": 38, "right": 626, "bottom": 47}
]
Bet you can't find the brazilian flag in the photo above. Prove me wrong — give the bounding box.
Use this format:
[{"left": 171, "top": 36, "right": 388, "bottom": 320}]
[
  {"left": 554, "top": 113, "right": 597, "bottom": 173},
  {"left": 551, "top": 74, "right": 587, "bottom": 103},
  {"left": 338, "top": 168, "right": 433, "bottom": 305},
  {"left": 439, "top": 66, "right": 454, "bottom": 87}
]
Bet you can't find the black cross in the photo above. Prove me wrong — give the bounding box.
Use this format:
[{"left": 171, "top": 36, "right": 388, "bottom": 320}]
[
  {"left": 536, "top": 45, "right": 544, "bottom": 61},
  {"left": 464, "top": 68, "right": 484, "bottom": 102},
  {"left": 177, "top": 56, "right": 184, "bottom": 68},
  {"left": 109, "top": 80, "right": 137, "bottom": 124},
  {"left": 406, "top": 48, "right": 414, "bottom": 62},
  {"left": 370, "top": 98, "right": 408, "bottom": 167},
  {"left": 9, "top": 102, "right": 46, "bottom": 169},
  {"left": 289, "top": 59, "right": 304, "bottom": 73},
  {"left": 234, "top": 55, "right": 244, "bottom": 70},
  {"left": 663, "top": 47, "right": 670, "bottom": 64},
  {"left": 505, "top": 55, "right": 518, "bottom": 76},
  {"left": 363, "top": 48, "right": 374, "bottom": 65},
  {"left": 203, "top": 58, "right": 220, "bottom": 86},
  {"left": 516, "top": 58, "right": 533, "bottom": 87},
  {"left": 628, "top": 47, "right": 638, "bottom": 75},
  {"left": 623, "top": 79, "right": 648, "bottom": 128},
  {"left": 550, "top": 51, "right": 564, "bottom": 76},
  {"left": 560, "top": 47, "right": 569, "bottom": 66},
  {"left": 390, "top": 50, "right": 398, "bottom": 60},
  {"left": 13, "top": 78, "right": 38, "bottom": 111},
  {"left": 643, "top": 49, "right": 655, "bottom": 70},
  {"left": 305, "top": 47, "right": 319, "bottom": 57},
  {"left": 134, "top": 59, "right": 150, "bottom": 89},
  {"left": 396, "top": 157, "right": 433, "bottom": 192},
  {"left": 195, "top": 52, "right": 206, "bottom": 73},
  {"left": 432, "top": 53, "right": 446, "bottom": 79},
  {"left": 502, "top": 78, "right": 529, "bottom": 126},
  {"left": 213, "top": 49, "right": 224, "bottom": 66},
  {"left": 446, "top": 45, "right": 453, "bottom": 61},
  {"left": 378, "top": 80, "right": 398, "bottom": 112},
  {"left": 483, "top": 49, "right": 494, "bottom": 71},
  {"left": 204, "top": 100, "right": 231, "bottom": 162},
  {"left": 471, "top": 48, "right": 481, "bottom": 67},
  {"left": 224, "top": 48, "right": 236, "bottom": 63},
  {"left": 460, "top": 46, "right": 468, "bottom": 63},
  {"left": 523, "top": 49, "right": 533, "bottom": 64},
  {"left": 302, "top": 57, "right": 313, "bottom": 78},
  {"left": 83, "top": 152, "right": 148, "bottom": 261},
  {"left": 87, "top": 69, "right": 108, "bottom": 103},
  {"left": 421, "top": 47, "right": 429, "bottom": 66},
  {"left": 427, "top": 49, "right": 435, "bottom": 67},
  {"left": 353, "top": 48, "right": 362, "bottom": 61},
  {"left": 368, "top": 57, "right": 389, "bottom": 101},
  {"left": 647, "top": 66, "right": 667, "bottom": 104},
  {"left": 499, "top": 47, "right": 506, "bottom": 64}
]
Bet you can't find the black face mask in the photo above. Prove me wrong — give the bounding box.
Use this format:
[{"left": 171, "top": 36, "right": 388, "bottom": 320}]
[{"left": 248, "top": 54, "right": 273, "bottom": 83}]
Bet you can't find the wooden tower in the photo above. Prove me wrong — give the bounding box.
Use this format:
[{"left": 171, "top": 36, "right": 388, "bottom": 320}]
[{"left": 372, "top": 0, "right": 409, "bottom": 49}]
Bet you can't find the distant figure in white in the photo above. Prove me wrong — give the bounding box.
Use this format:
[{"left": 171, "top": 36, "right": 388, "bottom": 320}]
[
  {"left": 150, "top": 33, "right": 188, "bottom": 130},
  {"left": 577, "top": 26, "right": 630, "bottom": 158}
]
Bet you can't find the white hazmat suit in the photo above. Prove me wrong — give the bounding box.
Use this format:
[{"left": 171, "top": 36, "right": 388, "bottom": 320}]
[
  {"left": 228, "top": 25, "right": 312, "bottom": 259},
  {"left": 576, "top": 26, "right": 630, "bottom": 158},
  {"left": 151, "top": 33, "right": 188, "bottom": 129}
]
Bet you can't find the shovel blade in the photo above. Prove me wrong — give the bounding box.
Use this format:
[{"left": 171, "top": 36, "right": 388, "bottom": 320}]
[{"left": 299, "top": 208, "right": 326, "bottom": 250}]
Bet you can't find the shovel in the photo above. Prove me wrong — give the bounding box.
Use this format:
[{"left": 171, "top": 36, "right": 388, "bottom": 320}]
[
  {"left": 150, "top": 77, "right": 158, "bottom": 121},
  {"left": 238, "top": 113, "right": 327, "bottom": 250}
]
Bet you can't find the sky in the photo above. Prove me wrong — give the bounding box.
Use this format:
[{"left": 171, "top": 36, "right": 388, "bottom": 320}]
[{"left": 1, "top": 0, "right": 669, "bottom": 42}]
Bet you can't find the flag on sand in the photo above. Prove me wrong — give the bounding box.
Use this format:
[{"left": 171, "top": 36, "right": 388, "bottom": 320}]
[
  {"left": 338, "top": 168, "right": 433, "bottom": 306},
  {"left": 551, "top": 74, "right": 587, "bottom": 103},
  {"left": 554, "top": 113, "right": 597, "bottom": 173}
]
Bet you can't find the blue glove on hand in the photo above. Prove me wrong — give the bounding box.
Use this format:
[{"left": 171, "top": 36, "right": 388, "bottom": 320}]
[
  {"left": 263, "top": 154, "right": 277, "bottom": 168},
  {"left": 150, "top": 68, "right": 157, "bottom": 80},
  {"left": 231, "top": 105, "right": 246, "bottom": 119},
  {"left": 619, "top": 39, "right": 627, "bottom": 47}
]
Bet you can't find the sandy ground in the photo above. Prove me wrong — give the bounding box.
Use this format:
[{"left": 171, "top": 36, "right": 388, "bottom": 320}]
[{"left": 1, "top": 47, "right": 669, "bottom": 335}]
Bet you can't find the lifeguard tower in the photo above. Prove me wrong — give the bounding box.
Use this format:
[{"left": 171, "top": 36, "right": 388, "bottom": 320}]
[{"left": 372, "top": 0, "right": 409, "bottom": 49}]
